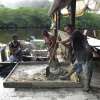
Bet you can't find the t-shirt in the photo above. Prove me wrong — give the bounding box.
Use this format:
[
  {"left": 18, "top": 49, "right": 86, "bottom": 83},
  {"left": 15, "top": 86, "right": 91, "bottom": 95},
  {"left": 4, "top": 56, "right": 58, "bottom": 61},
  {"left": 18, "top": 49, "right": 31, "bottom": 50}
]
[
  {"left": 58, "top": 30, "right": 70, "bottom": 42},
  {"left": 57, "top": 30, "right": 72, "bottom": 63},
  {"left": 9, "top": 41, "right": 20, "bottom": 48},
  {"left": 9, "top": 40, "right": 21, "bottom": 55}
]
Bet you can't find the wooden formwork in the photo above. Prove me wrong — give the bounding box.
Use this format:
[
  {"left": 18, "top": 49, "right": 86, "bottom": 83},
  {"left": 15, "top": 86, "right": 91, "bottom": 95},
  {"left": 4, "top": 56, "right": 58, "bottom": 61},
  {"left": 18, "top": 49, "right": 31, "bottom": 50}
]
[{"left": 3, "top": 61, "right": 82, "bottom": 88}]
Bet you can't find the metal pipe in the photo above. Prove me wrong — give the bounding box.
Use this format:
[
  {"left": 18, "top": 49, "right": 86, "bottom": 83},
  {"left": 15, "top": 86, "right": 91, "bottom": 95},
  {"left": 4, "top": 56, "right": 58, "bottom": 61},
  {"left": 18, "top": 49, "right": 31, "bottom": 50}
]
[
  {"left": 57, "top": 11, "right": 61, "bottom": 30},
  {"left": 70, "top": 0, "right": 76, "bottom": 28}
]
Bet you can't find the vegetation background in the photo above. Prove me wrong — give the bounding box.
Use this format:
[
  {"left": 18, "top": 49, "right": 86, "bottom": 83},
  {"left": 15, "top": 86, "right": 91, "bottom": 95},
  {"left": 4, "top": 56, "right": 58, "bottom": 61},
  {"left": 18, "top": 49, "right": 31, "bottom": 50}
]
[{"left": 0, "top": 1, "right": 100, "bottom": 43}]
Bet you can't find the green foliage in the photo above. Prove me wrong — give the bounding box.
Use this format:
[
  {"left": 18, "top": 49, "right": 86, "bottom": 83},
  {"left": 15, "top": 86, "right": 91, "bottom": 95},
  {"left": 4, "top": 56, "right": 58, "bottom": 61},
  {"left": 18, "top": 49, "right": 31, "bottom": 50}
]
[
  {"left": 76, "top": 12, "right": 100, "bottom": 29},
  {"left": 60, "top": 12, "right": 100, "bottom": 30},
  {"left": 60, "top": 16, "right": 70, "bottom": 30},
  {"left": 0, "top": 7, "right": 100, "bottom": 42},
  {"left": 0, "top": 7, "right": 51, "bottom": 28},
  {"left": 0, "top": 7, "right": 99, "bottom": 30}
]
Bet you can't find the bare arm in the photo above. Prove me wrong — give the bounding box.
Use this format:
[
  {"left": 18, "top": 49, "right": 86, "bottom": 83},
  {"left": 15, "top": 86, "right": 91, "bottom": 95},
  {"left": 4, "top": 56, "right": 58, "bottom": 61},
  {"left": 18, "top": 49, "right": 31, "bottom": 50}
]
[{"left": 58, "top": 38, "right": 71, "bottom": 47}]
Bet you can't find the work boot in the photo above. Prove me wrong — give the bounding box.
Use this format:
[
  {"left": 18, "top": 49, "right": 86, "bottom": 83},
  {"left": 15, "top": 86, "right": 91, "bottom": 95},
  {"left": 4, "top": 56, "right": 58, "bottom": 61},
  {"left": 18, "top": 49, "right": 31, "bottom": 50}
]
[
  {"left": 82, "top": 79, "right": 90, "bottom": 92},
  {"left": 83, "top": 86, "right": 90, "bottom": 92},
  {"left": 46, "top": 66, "right": 50, "bottom": 77}
]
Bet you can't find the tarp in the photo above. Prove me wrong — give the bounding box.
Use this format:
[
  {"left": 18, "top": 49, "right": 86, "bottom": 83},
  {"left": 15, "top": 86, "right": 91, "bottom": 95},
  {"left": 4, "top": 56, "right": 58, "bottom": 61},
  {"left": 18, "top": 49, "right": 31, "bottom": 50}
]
[
  {"left": 88, "top": 0, "right": 100, "bottom": 11},
  {"left": 49, "top": 0, "right": 100, "bottom": 16},
  {"left": 61, "top": 1, "right": 87, "bottom": 17},
  {"left": 49, "top": 0, "right": 72, "bottom": 16},
  {"left": 87, "top": 36, "right": 100, "bottom": 50}
]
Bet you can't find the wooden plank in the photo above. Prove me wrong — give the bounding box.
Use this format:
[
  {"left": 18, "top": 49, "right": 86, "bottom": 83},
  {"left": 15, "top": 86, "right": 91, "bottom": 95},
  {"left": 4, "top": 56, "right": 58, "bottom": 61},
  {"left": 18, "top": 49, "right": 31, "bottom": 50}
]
[
  {"left": 3, "top": 61, "right": 82, "bottom": 88},
  {"left": 3, "top": 81, "right": 82, "bottom": 88}
]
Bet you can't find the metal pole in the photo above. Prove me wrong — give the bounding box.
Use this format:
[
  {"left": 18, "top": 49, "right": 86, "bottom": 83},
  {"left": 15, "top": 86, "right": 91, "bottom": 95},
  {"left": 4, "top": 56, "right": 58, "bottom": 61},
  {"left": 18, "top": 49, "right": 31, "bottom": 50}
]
[
  {"left": 55, "top": 12, "right": 58, "bottom": 37},
  {"left": 70, "top": 0, "right": 76, "bottom": 28},
  {"left": 57, "top": 11, "right": 61, "bottom": 30},
  {"left": 54, "top": 10, "right": 61, "bottom": 36}
]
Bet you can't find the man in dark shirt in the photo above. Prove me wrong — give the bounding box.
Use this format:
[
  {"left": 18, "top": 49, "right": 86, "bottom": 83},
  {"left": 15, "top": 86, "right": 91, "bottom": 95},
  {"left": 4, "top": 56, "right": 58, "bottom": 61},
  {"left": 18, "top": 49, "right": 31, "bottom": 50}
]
[
  {"left": 72, "top": 30, "right": 93, "bottom": 91},
  {"left": 9, "top": 35, "right": 22, "bottom": 62}
]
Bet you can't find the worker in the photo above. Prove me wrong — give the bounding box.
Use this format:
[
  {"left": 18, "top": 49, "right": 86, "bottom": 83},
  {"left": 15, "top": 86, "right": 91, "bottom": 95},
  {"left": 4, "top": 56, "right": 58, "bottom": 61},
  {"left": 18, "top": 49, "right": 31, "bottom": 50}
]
[
  {"left": 57, "top": 24, "right": 75, "bottom": 64},
  {"left": 42, "top": 30, "right": 58, "bottom": 60},
  {"left": 71, "top": 30, "right": 93, "bottom": 91},
  {"left": 9, "top": 35, "right": 22, "bottom": 62}
]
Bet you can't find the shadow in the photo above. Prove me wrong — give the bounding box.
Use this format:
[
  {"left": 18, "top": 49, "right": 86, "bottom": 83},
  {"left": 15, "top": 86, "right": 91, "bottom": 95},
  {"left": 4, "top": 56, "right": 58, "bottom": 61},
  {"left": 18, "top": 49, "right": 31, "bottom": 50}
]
[
  {"left": 0, "top": 63, "right": 16, "bottom": 78},
  {"left": 89, "top": 86, "right": 100, "bottom": 93}
]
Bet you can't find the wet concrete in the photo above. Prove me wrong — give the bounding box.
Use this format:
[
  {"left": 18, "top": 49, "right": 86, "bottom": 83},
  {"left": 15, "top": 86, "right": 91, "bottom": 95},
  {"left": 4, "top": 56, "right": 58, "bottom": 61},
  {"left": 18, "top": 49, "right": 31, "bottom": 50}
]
[{"left": 7, "top": 64, "right": 47, "bottom": 82}]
